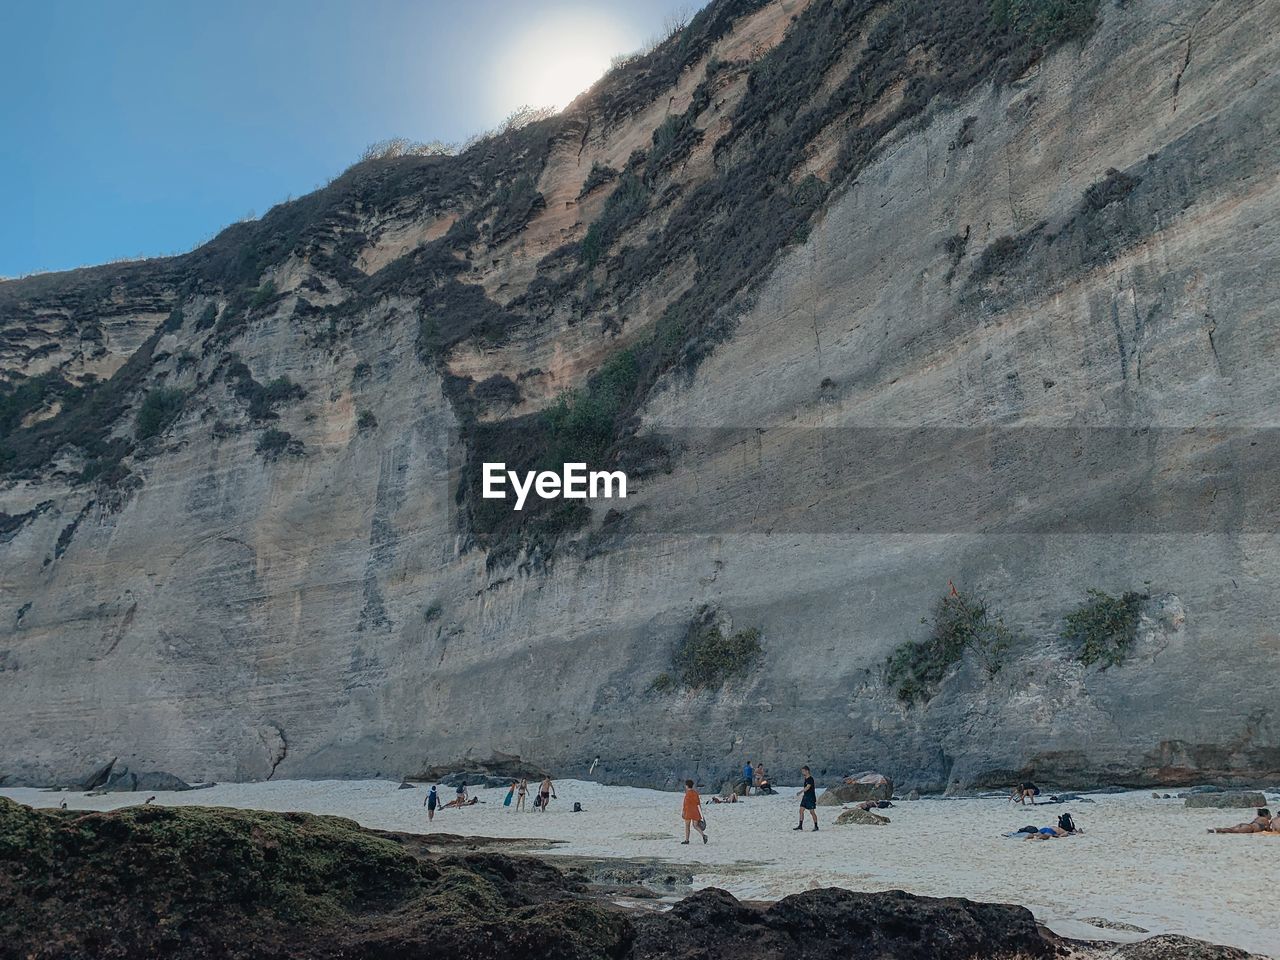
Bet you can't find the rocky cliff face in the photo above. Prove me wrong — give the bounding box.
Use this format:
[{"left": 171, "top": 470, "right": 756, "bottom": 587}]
[{"left": 2, "top": 0, "right": 1278, "bottom": 791}]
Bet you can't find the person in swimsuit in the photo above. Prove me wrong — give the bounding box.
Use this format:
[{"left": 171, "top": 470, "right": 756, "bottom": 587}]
[
  {"left": 681, "top": 779, "right": 707, "bottom": 844},
  {"left": 795, "top": 765, "right": 818, "bottom": 831},
  {"left": 515, "top": 778, "right": 528, "bottom": 812},
  {"left": 1208, "top": 808, "right": 1272, "bottom": 833},
  {"left": 538, "top": 776, "right": 556, "bottom": 812},
  {"left": 1024, "top": 813, "right": 1082, "bottom": 839},
  {"left": 1011, "top": 781, "right": 1040, "bottom": 804},
  {"left": 424, "top": 784, "right": 439, "bottom": 822}
]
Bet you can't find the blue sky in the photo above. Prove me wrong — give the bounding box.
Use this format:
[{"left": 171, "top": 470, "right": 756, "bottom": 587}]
[{"left": 0, "top": 0, "right": 696, "bottom": 277}]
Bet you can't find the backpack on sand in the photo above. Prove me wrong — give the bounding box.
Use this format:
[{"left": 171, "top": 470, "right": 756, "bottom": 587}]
[{"left": 1058, "top": 813, "right": 1077, "bottom": 833}]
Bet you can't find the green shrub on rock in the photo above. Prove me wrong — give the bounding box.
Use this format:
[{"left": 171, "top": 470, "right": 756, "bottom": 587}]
[
  {"left": 885, "top": 589, "right": 1018, "bottom": 703},
  {"left": 1063, "top": 588, "right": 1148, "bottom": 668},
  {"left": 655, "top": 611, "right": 763, "bottom": 693},
  {"left": 135, "top": 388, "right": 185, "bottom": 441}
]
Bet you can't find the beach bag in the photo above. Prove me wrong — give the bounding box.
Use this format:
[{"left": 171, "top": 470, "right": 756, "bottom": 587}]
[
  {"left": 697, "top": 818, "right": 706, "bottom": 830},
  {"left": 534, "top": 793, "right": 542, "bottom": 809},
  {"left": 573, "top": 802, "right": 583, "bottom": 812},
  {"left": 504, "top": 786, "right": 514, "bottom": 807},
  {"left": 1058, "top": 813, "right": 1076, "bottom": 833}
]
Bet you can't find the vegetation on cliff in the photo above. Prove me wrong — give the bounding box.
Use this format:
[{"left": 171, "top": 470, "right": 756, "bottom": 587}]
[
  {"left": 0, "top": 0, "right": 1102, "bottom": 567},
  {"left": 653, "top": 609, "right": 763, "bottom": 693},
  {"left": 885, "top": 589, "right": 1019, "bottom": 703},
  {"left": 1063, "top": 588, "right": 1149, "bottom": 668}
]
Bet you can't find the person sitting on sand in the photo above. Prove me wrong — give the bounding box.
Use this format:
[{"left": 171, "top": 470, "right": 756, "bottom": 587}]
[
  {"left": 756, "top": 766, "right": 773, "bottom": 794},
  {"left": 537, "top": 776, "right": 556, "bottom": 812},
  {"left": 1010, "top": 781, "right": 1040, "bottom": 805},
  {"left": 681, "top": 779, "right": 708, "bottom": 844},
  {"left": 1208, "top": 808, "right": 1272, "bottom": 834}
]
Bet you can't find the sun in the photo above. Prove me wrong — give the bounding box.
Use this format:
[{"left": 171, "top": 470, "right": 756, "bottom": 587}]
[{"left": 491, "top": 11, "right": 632, "bottom": 114}]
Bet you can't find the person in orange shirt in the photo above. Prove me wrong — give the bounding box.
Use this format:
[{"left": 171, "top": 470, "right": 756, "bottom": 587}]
[{"left": 681, "top": 779, "right": 708, "bottom": 845}]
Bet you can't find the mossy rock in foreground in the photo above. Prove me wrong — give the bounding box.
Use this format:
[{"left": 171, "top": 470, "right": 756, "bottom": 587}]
[{"left": 0, "top": 798, "right": 625, "bottom": 960}]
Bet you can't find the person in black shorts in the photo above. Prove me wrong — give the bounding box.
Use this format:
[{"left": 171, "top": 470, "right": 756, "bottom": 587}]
[
  {"left": 424, "top": 784, "right": 439, "bottom": 822},
  {"left": 794, "top": 765, "right": 818, "bottom": 831}
]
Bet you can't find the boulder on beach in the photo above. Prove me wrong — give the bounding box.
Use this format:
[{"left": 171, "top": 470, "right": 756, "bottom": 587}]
[
  {"left": 905, "top": 789, "right": 921, "bottom": 801},
  {"left": 98, "top": 766, "right": 193, "bottom": 792},
  {"left": 397, "top": 781, "right": 416, "bottom": 790},
  {"left": 414, "top": 753, "right": 546, "bottom": 790},
  {"left": 817, "top": 771, "right": 893, "bottom": 806},
  {"left": 1183, "top": 791, "right": 1265, "bottom": 809},
  {"left": 79, "top": 758, "right": 117, "bottom": 791},
  {"left": 835, "top": 807, "right": 890, "bottom": 826}
]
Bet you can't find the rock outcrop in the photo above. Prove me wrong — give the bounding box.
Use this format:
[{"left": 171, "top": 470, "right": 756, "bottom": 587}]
[
  {"left": 2, "top": 0, "right": 1279, "bottom": 792},
  {"left": 817, "top": 773, "right": 893, "bottom": 805},
  {"left": 833, "top": 807, "right": 890, "bottom": 826}
]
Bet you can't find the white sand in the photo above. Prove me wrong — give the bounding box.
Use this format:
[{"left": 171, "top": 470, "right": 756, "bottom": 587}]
[{"left": 5, "top": 780, "right": 1277, "bottom": 957}]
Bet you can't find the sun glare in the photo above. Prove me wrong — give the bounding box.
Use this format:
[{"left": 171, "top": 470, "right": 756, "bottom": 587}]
[{"left": 491, "top": 11, "right": 632, "bottom": 114}]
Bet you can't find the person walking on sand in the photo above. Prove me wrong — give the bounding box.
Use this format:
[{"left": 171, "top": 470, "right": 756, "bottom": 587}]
[
  {"left": 681, "top": 779, "right": 708, "bottom": 844},
  {"left": 794, "top": 765, "right": 819, "bottom": 831},
  {"left": 537, "top": 776, "right": 556, "bottom": 812},
  {"left": 515, "top": 778, "right": 529, "bottom": 812},
  {"left": 424, "top": 784, "right": 439, "bottom": 822}
]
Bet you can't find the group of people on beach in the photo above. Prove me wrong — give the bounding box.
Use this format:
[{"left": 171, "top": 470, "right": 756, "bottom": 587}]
[
  {"left": 423, "top": 776, "right": 558, "bottom": 820},
  {"left": 422, "top": 766, "right": 1275, "bottom": 845},
  {"left": 681, "top": 764, "right": 819, "bottom": 843}
]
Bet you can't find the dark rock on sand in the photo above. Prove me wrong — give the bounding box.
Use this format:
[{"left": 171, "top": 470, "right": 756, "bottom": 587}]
[
  {"left": 1183, "top": 792, "right": 1265, "bottom": 809},
  {"left": 628, "top": 886, "right": 1053, "bottom": 960},
  {"left": 817, "top": 774, "right": 893, "bottom": 806},
  {"left": 79, "top": 757, "right": 117, "bottom": 790},
  {"left": 397, "top": 781, "right": 416, "bottom": 790},
  {"left": 834, "top": 807, "right": 890, "bottom": 826},
  {"left": 1112, "top": 934, "right": 1254, "bottom": 959},
  {"left": 412, "top": 752, "right": 546, "bottom": 788},
  {"left": 101, "top": 767, "right": 193, "bottom": 792}
]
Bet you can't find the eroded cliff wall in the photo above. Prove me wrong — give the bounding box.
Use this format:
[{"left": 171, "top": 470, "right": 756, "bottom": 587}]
[{"left": 1, "top": 0, "right": 1277, "bottom": 790}]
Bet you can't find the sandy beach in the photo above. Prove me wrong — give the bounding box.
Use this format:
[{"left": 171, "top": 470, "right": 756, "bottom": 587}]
[{"left": 5, "top": 779, "right": 1277, "bottom": 956}]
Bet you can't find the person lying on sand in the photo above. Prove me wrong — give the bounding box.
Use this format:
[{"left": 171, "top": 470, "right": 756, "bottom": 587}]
[
  {"left": 441, "top": 795, "right": 480, "bottom": 810},
  {"left": 853, "top": 800, "right": 893, "bottom": 811},
  {"left": 711, "top": 792, "right": 739, "bottom": 804},
  {"left": 1208, "top": 808, "right": 1272, "bottom": 833},
  {"left": 1016, "top": 813, "right": 1082, "bottom": 839}
]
